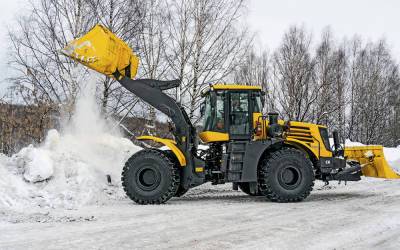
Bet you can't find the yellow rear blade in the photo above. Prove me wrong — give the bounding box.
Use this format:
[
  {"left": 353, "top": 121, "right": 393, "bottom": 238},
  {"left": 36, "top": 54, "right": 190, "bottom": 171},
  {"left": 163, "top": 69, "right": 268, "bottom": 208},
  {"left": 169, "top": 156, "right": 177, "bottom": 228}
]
[
  {"left": 344, "top": 145, "right": 400, "bottom": 179},
  {"left": 62, "top": 24, "right": 139, "bottom": 79}
]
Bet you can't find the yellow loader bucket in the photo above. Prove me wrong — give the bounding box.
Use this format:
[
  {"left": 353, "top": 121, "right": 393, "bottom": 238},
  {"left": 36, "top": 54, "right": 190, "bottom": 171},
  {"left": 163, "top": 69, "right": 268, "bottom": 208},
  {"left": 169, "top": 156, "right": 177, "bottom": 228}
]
[
  {"left": 62, "top": 25, "right": 139, "bottom": 79},
  {"left": 344, "top": 145, "right": 400, "bottom": 179}
]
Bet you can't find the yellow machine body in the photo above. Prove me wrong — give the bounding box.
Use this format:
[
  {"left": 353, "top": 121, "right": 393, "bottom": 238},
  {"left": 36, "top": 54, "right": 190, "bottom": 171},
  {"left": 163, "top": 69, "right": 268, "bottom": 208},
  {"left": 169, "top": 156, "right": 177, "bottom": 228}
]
[
  {"left": 283, "top": 121, "right": 333, "bottom": 158},
  {"left": 199, "top": 131, "right": 229, "bottom": 143},
  {"left": 344, "top": 145, "right": 400, "bottom": 179},
  {"left": 62, "top": 25, "right": 139, "bottom": 79},
  {"left": 212, "top": 84, "right": 262, "bottom": 90},
  {"left": 252, "top": 112, "right": 333, "bottom": 159}
]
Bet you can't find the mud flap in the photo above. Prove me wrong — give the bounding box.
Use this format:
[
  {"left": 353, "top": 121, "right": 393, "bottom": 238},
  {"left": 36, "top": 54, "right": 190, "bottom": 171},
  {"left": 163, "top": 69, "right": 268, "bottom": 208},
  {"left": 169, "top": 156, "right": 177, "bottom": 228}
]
[{"left": 344, "top": 146, "right": 400, "bottom": 179}]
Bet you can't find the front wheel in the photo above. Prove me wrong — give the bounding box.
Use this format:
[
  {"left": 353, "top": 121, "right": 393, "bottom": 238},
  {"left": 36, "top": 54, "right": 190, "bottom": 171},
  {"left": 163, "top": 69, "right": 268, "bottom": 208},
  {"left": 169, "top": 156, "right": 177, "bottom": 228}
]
[
  {"left": 258, "top": 148, "right": 315, "bottom": 202},
  {"left": 122, "top": 149, "right": 180, "bottom": 204}
]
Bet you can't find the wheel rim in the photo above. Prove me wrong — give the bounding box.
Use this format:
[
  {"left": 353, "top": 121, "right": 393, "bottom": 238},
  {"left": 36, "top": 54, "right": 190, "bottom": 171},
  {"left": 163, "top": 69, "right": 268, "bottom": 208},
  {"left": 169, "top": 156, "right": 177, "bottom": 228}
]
[
  {"left": 136, "top": 165, "right": 161, "bottom": 191},
  {"left": 278, "top": 165, "right": 301, "bottom": 190}
]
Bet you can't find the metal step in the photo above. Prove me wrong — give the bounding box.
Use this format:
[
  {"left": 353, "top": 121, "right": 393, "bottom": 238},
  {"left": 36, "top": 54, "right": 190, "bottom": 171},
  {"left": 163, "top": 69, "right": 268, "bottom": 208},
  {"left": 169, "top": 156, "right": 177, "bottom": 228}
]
[
  {"left": 230, "top": 160, "right": 244, "bottom": 164},
  {"left": 227, "top": 142, "right": 248, "bottom": 182}
]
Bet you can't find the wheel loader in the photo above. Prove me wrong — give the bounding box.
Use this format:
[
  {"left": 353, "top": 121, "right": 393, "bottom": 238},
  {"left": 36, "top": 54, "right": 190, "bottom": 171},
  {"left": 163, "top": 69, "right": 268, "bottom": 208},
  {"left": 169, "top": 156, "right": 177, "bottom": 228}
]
[{"left": 62, "top": 25, "right": 400, "bottom": 204}]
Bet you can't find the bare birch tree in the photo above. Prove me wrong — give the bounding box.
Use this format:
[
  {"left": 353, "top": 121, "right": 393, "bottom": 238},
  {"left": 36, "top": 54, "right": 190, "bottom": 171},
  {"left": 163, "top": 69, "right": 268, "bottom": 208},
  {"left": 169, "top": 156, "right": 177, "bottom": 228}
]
[
  {"left": 133, "top": 0, "right": 170, "bottom": 133},
  {"left": 234, "top": 49, "right": 269, "bottom": 88},
  {"left": 87, "top": 0, "right": 144, "bottom": 114},
  {"left": 387, "top": 65, "right": 400, "bottom": 146},
  {"left": 8, "top": 0, "right": 95, "bottom": 111},
  {"left": 312, "top": 28, "right": 348, "bottom": 139},
  {"left": 164, "top": 0, "right": 195, "bottom": 103},
  {"left": 270, "top": 26, "right": 316, "bottom": 121},
  {"left": 347, "top": 39, "right": 396, "bottom": 144},
  {"left": 189, "top": 0, "right": 251, "bottom": 121},
  {"left": 233, "top": 49, "right": 272, "bottom": 111}
]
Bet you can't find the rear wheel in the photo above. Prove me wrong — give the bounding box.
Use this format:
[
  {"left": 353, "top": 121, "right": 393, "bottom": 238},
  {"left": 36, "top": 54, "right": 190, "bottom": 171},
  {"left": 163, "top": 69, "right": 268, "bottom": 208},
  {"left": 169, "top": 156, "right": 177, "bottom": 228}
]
[
  {"left": 122, "top": 149, "right": 180, "bottom": 204},
  {"left": 258, "top": 148, "right": 315, "bottom": 202},
  {"left": 238, "top": 183, "right": 262, "bottom": 196}
]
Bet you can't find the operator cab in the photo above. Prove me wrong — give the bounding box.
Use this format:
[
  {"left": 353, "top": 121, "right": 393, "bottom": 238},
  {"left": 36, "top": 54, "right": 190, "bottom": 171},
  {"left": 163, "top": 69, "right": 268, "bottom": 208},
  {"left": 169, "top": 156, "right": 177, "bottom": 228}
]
[{"left": 199, "top": 84, "right": 264, "bottom": 143}]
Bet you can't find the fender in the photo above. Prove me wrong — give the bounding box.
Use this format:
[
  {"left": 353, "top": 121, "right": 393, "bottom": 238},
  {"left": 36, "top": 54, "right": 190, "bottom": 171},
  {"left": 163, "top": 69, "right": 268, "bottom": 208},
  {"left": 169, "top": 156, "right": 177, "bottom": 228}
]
[
  {"left": 284, "top": 138, "right": 319, "bottom": 160},
  {"left": 136, "top": 136, "right": 186, "bottom": 166},
  {"left": 240, "top": 138, "right": 318, "bottom": 182}
]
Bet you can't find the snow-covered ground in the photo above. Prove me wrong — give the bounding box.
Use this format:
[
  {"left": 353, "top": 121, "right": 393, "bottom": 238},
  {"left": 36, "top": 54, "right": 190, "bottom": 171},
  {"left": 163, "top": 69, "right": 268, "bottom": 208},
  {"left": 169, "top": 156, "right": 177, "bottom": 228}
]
[
  {"left": 1, "top": 180, "right": 400, "bottom": 250},
  {"left": 1, "top": 76, "right": 400, "bottom": 249}
]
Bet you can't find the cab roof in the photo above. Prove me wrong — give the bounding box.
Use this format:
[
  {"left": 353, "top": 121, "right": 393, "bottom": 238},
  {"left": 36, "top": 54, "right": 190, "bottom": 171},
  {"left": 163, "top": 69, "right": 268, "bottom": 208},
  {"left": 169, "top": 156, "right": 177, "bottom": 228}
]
[{"left": 211, "top": 84, "right": 262, "bottom": 91}]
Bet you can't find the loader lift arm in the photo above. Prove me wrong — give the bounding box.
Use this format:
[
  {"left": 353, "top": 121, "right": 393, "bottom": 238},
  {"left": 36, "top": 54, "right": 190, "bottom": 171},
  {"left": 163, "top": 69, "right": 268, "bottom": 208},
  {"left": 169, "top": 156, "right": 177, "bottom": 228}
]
[{"left": 114, "top": 72, "right": 196, "bottom": 146}]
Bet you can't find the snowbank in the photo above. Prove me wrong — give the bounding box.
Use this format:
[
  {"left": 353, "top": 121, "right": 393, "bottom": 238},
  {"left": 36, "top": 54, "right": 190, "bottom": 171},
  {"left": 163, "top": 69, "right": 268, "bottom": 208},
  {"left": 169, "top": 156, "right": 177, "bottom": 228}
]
[
  {"left": 383, "top": 146, "right": 400, "bottom": 174},
  {"left": 344, "top": 139, "right": 366, "bottom": 147},
  {"left": 0, "top": 80, "right": 141, "bottom": 210}
]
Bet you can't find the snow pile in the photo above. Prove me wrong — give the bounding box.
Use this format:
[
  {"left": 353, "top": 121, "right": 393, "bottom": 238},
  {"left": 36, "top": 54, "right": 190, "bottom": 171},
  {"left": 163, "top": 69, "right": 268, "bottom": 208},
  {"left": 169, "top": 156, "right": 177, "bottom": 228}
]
[
  {"left": 344, "top": 139, "right": 366, "bottom": 147},
  {"left": 383, "top": 146, "right": 400, "bottom": 174},
  {"left": 16, "top": 146, "right": 54, "bottom": 183},
  {"left": 344, "top": 140, "right": 400, "bottom": 175},
  {"left": 0, "top": 80, "right": 141, "bottom": 210}
]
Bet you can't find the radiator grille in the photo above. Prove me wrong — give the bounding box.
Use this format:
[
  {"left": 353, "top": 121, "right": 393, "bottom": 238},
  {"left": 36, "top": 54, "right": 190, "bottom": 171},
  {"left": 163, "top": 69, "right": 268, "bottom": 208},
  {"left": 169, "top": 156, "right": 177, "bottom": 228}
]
[{"left": 286, "top": 126, "right": 314, "bottom": 144}]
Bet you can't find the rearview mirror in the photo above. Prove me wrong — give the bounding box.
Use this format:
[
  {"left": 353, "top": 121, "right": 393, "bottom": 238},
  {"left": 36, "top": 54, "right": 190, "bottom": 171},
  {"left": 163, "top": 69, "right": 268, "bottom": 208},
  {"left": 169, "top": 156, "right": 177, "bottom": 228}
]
[{"left": 261, "top": 92, "right": 266, "bottom": 105}]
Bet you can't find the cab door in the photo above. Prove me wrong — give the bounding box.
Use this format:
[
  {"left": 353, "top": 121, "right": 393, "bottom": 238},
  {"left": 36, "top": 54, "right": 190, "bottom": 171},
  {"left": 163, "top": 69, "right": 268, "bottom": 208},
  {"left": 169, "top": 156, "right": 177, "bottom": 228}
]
[{"left": 228, "top": 91, "right": 251, "bottom": 140}]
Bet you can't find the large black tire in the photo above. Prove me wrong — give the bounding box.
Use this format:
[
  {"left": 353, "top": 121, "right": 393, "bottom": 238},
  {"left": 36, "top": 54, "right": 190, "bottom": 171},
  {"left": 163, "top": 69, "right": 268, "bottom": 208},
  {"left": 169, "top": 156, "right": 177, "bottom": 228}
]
[
  {"left": 238, "top": 183, "right": 262, "bottom": 196},
  {"left": 258, "top": 148, "right": 315, "bottom": 202},
  {"left": 122, "top": 149, "right": 180, "bottom": 204}
]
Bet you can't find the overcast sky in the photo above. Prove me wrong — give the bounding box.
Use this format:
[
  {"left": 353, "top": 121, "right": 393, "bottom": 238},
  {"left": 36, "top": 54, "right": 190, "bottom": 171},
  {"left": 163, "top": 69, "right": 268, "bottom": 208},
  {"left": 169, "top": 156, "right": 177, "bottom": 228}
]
[
  {"left": 248, "top": 0, "right": 400, "bottom": 56},
  {"left": 0, "top": 0, "right": 399, "bottom": 90},
  {"left": 0, "top": 0, "right": 25, "bottom": 91}
]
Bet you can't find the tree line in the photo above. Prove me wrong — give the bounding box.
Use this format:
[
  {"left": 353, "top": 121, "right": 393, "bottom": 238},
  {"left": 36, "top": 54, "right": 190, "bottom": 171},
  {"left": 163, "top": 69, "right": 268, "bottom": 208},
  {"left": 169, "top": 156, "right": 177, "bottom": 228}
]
[
  {"left": 2, "top": 0, "right": 399, "bottom": 150},
  {"left": 236, "top": 27, "right": 400, "bottom": 146}
]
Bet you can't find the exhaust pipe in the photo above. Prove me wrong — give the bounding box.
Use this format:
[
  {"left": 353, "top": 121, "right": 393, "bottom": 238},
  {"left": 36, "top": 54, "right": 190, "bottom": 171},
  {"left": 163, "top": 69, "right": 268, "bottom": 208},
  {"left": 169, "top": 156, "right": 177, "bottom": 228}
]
[
  {"left": 267, "top": 112, "right": 282, "bottom": 138},
  {"left": 332, "top": 130, "right": 342, "bottom": 157}
]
